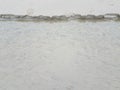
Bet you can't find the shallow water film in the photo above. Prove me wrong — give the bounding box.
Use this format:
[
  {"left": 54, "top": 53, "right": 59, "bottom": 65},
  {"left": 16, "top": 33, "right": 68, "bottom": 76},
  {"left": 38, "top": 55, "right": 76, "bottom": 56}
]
[{"left": 0, "top": 21, "right": 120, "bottom": 90}]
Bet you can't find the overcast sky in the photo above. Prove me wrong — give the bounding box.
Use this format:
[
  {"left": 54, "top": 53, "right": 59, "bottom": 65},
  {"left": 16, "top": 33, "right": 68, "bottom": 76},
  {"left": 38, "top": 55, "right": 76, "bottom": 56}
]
[{"left": 0, "top": 0, "right": 120, "bottom": 15}]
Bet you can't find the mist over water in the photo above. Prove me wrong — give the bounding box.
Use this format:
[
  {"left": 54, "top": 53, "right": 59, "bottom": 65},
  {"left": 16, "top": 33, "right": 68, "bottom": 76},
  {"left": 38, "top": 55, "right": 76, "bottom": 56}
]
[{"left": 0, "top": 0, "right": 120, "bottom": 15}]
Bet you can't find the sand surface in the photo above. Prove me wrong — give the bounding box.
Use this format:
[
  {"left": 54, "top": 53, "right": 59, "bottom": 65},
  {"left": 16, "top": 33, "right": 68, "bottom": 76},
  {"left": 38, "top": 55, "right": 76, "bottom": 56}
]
[{"left": 0, "top": 21, "right": 120, "bottom": 90}]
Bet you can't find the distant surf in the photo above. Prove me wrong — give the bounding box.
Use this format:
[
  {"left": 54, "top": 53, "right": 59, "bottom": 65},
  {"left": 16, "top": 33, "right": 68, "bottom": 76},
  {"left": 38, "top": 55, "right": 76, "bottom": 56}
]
[{"left": 0, "top": 13, "right": 120, "bottom": 22}]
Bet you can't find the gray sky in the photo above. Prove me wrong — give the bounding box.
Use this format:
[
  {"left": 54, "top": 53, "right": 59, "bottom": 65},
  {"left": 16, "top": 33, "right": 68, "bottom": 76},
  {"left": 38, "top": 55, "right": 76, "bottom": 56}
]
[{"left": 0, "top": 0, "right": 120, "bottom": 15}]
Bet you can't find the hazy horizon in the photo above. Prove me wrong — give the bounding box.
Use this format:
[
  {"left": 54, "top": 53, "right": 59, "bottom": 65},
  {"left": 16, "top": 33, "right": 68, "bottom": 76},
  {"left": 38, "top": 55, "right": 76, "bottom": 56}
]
[{"left": 0, "top": 0, "right": 120, "bottom": 15}]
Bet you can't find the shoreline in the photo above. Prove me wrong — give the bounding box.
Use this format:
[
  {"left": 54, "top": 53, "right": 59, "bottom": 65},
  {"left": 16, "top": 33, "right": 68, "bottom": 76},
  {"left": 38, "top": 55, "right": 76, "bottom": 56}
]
[{"left": 0, "top": 13, "right": 120, "bottom": 22}]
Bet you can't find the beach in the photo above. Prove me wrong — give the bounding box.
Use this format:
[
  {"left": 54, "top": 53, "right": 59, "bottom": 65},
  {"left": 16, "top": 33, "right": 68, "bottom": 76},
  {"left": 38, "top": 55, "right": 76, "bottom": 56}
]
[{"left": 0, "top": 21, "right": 120, "bottom": 90}]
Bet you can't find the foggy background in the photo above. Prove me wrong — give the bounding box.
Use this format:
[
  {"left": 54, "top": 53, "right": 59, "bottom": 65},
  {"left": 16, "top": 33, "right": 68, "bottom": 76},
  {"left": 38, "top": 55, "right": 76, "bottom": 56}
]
[{"left": 0, "top": 0, "right": 120, "bottom": 15}]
